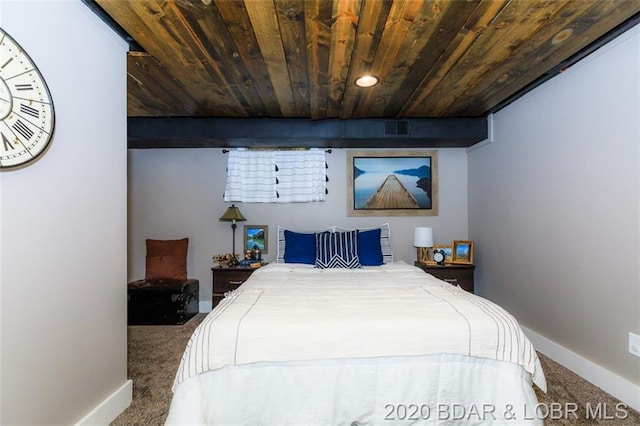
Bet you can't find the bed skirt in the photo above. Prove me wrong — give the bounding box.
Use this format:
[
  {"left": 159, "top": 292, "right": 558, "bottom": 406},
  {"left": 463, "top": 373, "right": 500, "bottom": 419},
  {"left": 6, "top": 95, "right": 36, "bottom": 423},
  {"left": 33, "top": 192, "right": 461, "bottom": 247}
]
[{"left": 166, "top": 353, "right": 542, "bottom": 425}]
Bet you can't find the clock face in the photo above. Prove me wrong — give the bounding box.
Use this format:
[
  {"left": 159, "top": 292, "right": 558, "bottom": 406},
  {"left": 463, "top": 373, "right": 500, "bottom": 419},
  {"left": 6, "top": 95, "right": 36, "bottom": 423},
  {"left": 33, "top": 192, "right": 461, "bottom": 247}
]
[
  {"left": 433, "top": 250, "right": 445, "bottom": 263},
  {"left": 0, "top": 29, "right": 55, "bottom": 169}
]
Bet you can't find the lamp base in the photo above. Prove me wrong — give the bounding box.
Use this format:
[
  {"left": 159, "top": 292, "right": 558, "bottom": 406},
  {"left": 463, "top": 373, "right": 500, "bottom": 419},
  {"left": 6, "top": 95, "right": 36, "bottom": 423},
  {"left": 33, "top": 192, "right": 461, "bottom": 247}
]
[
  {"left": 228, "top": 255, "right": 240, "bottom": 267},
  {"left": 417, "top": 247, "right": 432, "bottom": 264}
]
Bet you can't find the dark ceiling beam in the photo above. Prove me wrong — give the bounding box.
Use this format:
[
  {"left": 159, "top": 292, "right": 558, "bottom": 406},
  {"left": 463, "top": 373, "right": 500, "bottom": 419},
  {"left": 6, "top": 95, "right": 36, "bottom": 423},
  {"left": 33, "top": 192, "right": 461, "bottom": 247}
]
[{"left": 127, "top": 117, "right": 488, "bottom": 149}]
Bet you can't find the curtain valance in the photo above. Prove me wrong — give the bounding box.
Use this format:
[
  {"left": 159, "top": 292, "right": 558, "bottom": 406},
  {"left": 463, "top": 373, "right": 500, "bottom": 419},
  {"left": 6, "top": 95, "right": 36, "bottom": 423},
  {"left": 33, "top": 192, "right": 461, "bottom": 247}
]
[{"left": 224, "top": 149, "right": 327, "bottom": 203}]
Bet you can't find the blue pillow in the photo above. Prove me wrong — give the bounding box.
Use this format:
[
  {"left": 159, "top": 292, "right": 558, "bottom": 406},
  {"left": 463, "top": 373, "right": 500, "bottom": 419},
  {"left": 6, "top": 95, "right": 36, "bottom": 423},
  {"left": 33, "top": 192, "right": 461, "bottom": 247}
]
[
  {"left": 315, "top": 230, "right": 361, "bottom": 269},
  {"left": 283, "top": 230, "right": 317, "bottom": 264},
  {"left": 357, "top": 228, "right": 383, "bottom": 266}
]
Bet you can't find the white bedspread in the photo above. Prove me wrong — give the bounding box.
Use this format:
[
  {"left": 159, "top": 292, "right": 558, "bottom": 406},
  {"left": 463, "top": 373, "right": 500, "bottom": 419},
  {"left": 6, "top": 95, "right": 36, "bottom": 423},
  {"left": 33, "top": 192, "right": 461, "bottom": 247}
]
[{"left": 173, "top": 262, "right": 546, "bottom": 392}]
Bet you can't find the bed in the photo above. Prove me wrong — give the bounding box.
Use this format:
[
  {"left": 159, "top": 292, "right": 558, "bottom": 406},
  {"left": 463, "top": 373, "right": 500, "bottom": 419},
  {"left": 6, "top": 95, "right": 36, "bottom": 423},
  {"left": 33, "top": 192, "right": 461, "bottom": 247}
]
[{"left": 166, "top": 226, "right": 546, "bottom": 425}]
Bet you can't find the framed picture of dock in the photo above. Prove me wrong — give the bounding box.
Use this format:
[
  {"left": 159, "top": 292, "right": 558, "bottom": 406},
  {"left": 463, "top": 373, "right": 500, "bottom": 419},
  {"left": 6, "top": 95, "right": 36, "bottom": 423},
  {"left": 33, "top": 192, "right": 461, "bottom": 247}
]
[{"left": 347, "top": 150, "right": 438, "bottom": 216}]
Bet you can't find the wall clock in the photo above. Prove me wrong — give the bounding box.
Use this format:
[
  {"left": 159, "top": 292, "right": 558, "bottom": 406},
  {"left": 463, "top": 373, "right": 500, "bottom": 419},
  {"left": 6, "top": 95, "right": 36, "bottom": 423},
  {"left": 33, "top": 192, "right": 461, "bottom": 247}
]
[{"left": 0, "top": 28, "right": 55, "bottom": 170}]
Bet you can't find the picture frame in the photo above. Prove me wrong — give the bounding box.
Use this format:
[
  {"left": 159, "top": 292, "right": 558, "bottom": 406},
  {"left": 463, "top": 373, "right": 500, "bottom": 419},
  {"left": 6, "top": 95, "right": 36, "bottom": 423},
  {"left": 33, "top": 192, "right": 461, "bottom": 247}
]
[
  {"left": 243, "top": 225, "right": 268, "bottom": 254},
  {"left": 347, "top": 150, "right": 438, "bottom": 217},
  {"left": 451, "top": 240, "right": 474, "bottom": 264},
  {"left": 433, "top": 244, "right": 453, "bottom": 263}
]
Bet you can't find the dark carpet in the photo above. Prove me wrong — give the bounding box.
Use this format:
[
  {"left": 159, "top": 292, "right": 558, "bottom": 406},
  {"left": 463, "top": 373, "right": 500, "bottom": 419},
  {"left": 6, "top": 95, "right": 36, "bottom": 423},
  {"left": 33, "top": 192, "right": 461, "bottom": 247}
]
[{"left": 112, "top": 314, "right": 639, "bottom": 425}]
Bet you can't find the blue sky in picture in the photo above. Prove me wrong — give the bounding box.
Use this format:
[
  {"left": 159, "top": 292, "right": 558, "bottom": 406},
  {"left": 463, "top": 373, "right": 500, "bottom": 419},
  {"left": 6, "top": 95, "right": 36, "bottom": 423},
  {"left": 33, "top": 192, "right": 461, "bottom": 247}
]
[
  {"left": 456, "top": 244, "right": 470, "bottom": 259},
  {"left": 355, "top": 157, "right": 428, "bottom": 173}
]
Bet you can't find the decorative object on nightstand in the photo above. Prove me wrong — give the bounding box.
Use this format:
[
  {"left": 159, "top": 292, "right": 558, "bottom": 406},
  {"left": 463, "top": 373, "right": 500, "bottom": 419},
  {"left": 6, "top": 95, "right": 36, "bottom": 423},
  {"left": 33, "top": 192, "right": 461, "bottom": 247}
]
[
  {"left": 239, "top": 247, "right": 264, "bottom": 267},
  {"left": 415, "top": 262, "right": 476, "bottom": 293},
  {"left": 413, "top": 227, "right": 434, "bottom": 265},
  {"left": 243, "top": 224, "right": 268, "bottom": 254},
  {"left": 433, "top": 244, "right": 453, "bottom": 263},
  {"left": 451, "top": 240, "right": 474, "bottom": 264},
  {"left": 212, "top": 253, "right": 234, "bottom": 267},
  {"left": 252, "top": 244, "right": 262, "bottom": 261},
  {"left": 219, "top": 204, "right": 246, "bottom": 267},
  {"left": 433, "top": 249, "right": 446, "bottom": 266}
]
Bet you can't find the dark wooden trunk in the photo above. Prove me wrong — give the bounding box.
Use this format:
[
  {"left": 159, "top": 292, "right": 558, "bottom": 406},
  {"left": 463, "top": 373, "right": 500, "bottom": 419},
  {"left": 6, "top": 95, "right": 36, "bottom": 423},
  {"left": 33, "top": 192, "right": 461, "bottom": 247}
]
[{"left": 127, "top": 279, "right": 199, "bottom": 325}]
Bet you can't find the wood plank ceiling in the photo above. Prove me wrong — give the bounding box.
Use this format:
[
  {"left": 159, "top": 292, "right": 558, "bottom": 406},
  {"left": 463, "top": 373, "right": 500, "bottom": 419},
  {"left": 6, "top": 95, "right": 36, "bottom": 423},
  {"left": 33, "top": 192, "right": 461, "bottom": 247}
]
[{"left": 88, "top": 0, "right": 640, "bottom": 147}]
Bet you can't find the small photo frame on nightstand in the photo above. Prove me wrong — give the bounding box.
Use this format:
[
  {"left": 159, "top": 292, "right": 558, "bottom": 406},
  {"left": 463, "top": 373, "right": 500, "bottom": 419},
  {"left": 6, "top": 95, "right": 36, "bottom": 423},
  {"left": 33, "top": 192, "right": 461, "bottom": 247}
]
[
  {"left": 451, "top": 240, "right": 474, "bottom": 264},
  {"left": 243, "top": 225, "right": 268, "bottom": 254}
]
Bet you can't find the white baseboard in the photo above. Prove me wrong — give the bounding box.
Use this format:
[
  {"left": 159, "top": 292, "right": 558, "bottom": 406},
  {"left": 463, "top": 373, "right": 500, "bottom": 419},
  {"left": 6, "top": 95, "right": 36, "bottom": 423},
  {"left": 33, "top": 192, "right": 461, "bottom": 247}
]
[
  {"left": 522, "top": 326, "right": 640, "bottom": 412},
  {"left": 74, "top": 379, "right": 132, "bottom": 426},
  {"left": 199, "top": 300, "right": 212, "bottom": 313}
]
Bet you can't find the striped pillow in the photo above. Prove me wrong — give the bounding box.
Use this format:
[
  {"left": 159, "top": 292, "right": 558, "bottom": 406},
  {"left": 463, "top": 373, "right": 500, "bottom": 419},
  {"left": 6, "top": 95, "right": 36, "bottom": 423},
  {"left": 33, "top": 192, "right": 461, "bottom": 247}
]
[
  {"left": 315, "top": 230, "right": 361, "bottom": 269},
  {"left": 334, "top": 223, "right": 393, "bottom": 264}
]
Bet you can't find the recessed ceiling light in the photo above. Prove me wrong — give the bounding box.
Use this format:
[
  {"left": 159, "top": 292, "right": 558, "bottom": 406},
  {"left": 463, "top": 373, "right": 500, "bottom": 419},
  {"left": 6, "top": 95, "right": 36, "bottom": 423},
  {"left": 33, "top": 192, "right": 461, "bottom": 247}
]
[{"left": 355, "top": 75, "right": 379, "bottom": 88}]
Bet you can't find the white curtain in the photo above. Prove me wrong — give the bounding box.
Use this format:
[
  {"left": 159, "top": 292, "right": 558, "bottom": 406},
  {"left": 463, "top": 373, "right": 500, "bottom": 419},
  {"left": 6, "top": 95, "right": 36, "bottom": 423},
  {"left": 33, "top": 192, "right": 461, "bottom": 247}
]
[
  {"left": 223, "top": 149, "right": 326, "bottom": 203},
  {"left": 275, "top": 150, "right": 326, "bottom": 203},
  {"left": 223, "top": 149, "right": 277, "bottom": 202}
]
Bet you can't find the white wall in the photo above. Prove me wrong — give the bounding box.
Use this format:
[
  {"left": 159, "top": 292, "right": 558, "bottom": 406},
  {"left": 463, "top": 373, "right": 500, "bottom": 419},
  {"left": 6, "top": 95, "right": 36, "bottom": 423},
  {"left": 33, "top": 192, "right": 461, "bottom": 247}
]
[
  {"left": 0, "top": 1, "right": 130, "bottom": 424},
  {"left": 468, "top": 25, "right": 640, "bottom": 392},
  {"left": 128, "top": 148, "right": 470, "bottom": 310}
]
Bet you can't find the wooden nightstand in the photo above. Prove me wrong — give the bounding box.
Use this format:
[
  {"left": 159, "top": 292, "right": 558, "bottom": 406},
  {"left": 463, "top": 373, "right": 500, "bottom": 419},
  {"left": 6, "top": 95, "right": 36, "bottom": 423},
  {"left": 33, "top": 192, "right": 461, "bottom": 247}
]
[
  {"left": 211, "top": 266, "right": 257, "bottom": 308},
  {"left": 414, "top": 262, "right": 476, "bottom": 293}
]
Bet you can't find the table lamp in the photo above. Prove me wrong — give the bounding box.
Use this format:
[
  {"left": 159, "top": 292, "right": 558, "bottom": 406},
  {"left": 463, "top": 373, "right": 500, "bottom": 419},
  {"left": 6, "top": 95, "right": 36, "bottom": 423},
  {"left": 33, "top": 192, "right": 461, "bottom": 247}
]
[
  {"left": 413, "top": 227, "right": 434, "bottom": 265},
  {"left": 219, "top": 204, "right": 246, "bottom": 267}
]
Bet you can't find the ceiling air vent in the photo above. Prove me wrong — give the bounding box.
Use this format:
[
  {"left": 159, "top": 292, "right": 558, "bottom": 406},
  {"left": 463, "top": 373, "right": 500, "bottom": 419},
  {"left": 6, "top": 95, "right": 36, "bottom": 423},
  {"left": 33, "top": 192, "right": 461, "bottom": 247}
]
[{"left": 384, "top": 120, "right": 409, "bottom": 136}]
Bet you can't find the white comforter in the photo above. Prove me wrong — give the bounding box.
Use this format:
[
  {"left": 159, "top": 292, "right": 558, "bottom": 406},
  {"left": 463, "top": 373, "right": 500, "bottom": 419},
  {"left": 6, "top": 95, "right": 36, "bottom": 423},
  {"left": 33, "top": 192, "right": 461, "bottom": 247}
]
[{"left": 173, "top": 262, "right": 546, "bottom": 392}]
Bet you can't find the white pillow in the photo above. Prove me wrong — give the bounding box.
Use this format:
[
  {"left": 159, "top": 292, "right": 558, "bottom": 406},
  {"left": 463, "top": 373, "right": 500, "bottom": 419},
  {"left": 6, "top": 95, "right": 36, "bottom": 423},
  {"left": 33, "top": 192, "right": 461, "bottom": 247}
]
[{"left": 333, "top": 223, "right": 393, "bottom": 264}]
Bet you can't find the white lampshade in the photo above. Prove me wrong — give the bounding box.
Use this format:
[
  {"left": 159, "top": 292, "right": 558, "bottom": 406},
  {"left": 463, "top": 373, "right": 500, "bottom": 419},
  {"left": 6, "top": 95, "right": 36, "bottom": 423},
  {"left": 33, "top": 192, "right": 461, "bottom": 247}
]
[{"left": 413, "top": 227, "right": 434, "bottom": 248}]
